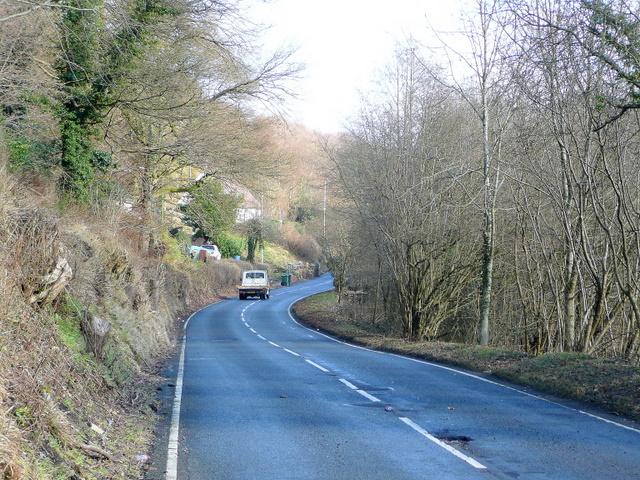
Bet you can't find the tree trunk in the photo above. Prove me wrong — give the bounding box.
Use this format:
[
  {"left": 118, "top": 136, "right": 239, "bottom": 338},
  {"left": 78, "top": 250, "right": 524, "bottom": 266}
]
[
  {"left": 563, "top": 247, "right": 577, "bottom": 351},
  {"left": 479, "top": 228, "right": 493, "bottom": 345},
  {"left": 478, "top": 71, "right": 495, "bottom": 346}
]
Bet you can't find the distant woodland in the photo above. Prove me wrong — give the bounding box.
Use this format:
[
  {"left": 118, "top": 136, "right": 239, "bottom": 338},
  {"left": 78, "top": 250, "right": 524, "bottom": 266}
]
[
  {"left": 325, "top": 0, "right": 640, "bottom": 365},
  {"left": 3, "top": 0, "right": 640, "bottom": 367}
]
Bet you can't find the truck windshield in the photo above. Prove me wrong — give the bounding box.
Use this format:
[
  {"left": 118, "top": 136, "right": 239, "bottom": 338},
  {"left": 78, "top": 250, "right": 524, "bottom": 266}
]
[{"left": 246, "top": 273, "right": 264, "bottom": 279}]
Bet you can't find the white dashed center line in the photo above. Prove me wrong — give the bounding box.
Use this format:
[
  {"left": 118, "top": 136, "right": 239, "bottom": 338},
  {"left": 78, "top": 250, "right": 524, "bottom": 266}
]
[
  {"left": 399, "top": 417, "right": 487, "bottom": 469},
  {"left": 241, "top": 296, "right": 488, "bottom": 472},
  {"left": 305, "top": 359, "right": 330, "bottom": 372}
]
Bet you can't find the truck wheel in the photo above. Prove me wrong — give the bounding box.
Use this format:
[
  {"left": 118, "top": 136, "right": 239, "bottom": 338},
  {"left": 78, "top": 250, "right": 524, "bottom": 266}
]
[
  {"left": 259, "top": 293, "right": 266, "bottom": 300},
  {"left": 239, "top": 293, "right": 246, "bottom": 300}
]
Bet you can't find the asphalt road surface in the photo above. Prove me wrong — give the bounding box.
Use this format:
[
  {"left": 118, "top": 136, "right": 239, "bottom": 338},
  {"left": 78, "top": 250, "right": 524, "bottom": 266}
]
[{"left": 153, "top": 274, "right": 640, "bottom": 480}]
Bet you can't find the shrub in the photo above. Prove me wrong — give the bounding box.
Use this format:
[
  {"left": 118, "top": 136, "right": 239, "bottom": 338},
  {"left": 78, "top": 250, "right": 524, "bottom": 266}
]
[
  {"left": 6, "top": 134, "right": 57, "bottom": 174},
  {"left": 282, "top": 223, "right": 321, "bottom": 262},
  {"left": 216, "top": 233, "right": 244, "bottom": 258},
  {"left": 211, "top": 261, "right": 243, "bottom": 288},
  {"left": 180, "top": 180, "right": 241, "bottom": 239}
]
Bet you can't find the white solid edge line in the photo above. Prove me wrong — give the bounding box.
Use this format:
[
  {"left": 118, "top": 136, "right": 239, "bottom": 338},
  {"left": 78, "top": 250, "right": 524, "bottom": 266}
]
[
  {"left": 399, "top": 417, "right": 487, "bottom": 470},
  {"left": 287, "top": 288, "right": 640, "bottom": 435},
  {"left": 578, "top": 409, "right": 640, "bottom": 433},
  {"left": 165, "top": 339, "right": 185, "bottom": 480},
  {"left": 165, "top": 304, "right": 213, "bottom": 480},
  {"left": 165, "top": 305, "right": 202, "bottom": 480}
]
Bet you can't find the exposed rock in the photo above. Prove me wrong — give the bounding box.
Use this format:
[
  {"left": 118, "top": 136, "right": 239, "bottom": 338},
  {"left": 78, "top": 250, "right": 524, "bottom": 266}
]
[
  {"left": 27, "top": 247, "right": 73, "bottom": 306},
  {"left": 8, "top": 207, "right": 74, "bottom": 307},
  {"left": 81, "top": 311, "right": 112, "bottom": 359}
]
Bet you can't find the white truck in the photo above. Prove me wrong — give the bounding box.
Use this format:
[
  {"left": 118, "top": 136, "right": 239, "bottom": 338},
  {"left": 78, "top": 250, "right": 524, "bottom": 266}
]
[{"left": 238, "top": 270, "right": 270, "bottom": 300}]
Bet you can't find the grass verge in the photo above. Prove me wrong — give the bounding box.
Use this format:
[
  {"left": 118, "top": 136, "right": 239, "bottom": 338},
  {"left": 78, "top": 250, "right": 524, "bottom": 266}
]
[{"left": 293, "top": 292, "right": 640, "bottom": 423}]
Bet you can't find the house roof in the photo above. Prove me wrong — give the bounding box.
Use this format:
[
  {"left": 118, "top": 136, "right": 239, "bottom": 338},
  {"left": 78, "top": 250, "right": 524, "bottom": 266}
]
[{"left": 221, "top": 179, "right": 261, "bottom": 209}]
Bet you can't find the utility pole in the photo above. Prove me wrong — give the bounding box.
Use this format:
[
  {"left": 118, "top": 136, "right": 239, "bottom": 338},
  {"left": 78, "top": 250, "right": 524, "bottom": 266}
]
[{"left": 323, "top": 180, "right": 327, "bottom": 243}]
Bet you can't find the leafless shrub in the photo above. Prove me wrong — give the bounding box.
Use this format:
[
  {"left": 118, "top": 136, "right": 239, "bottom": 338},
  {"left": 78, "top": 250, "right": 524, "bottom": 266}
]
[
  {"left": 0, "top": 385, "right": 24, "bottom": 480},
  {"left": 282, "top": 224, "right": 321, "bottom": 262},
  {"left": 211, "top": 260, "right": 243, "bottom": 289},
  {"left": 0, "top": 148, "right": 15, "bottom": 212},
  {"left": 6, "top": 207, "right": 72, "bottom": 307}
]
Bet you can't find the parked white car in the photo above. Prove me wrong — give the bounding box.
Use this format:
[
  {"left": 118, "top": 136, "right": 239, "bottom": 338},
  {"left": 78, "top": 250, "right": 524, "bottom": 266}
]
[{"left": 190, "top": 244, "right": 221, "bottom": 261}]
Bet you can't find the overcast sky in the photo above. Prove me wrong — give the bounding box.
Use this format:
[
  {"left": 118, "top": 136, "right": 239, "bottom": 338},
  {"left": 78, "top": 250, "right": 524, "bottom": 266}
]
[{"left": 248, "top": 0, "right": 465, "bottom": 133}]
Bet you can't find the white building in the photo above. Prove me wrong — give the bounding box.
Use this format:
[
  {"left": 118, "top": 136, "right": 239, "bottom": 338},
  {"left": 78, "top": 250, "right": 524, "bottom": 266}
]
[{"left": 221, "top": 180, "right": 262, "bottom": 223}]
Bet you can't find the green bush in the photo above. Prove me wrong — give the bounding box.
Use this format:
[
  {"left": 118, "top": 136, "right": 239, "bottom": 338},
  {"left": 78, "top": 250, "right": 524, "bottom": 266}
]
[
  {"left": 6, "top": 135, "right": 57, "bottom": 173},
  {"left": 216, "top": 233, "right": 244, "bottom": 258}
]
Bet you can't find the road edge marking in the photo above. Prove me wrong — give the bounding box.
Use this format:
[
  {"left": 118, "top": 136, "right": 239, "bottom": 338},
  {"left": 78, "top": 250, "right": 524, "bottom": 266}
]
[
  {"left": 165, "top": 305, "right": 202, "bottom": 480},
  {"left": 166, "top": 338, "right": 185, "bottom": 480},
  {"left": 287, "top": 290, "right": 640, "bottom": 435}
]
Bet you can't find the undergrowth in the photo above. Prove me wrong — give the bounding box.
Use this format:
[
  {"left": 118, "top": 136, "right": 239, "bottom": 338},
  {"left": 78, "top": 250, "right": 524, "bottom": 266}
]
[{"left": 0, "top": 158, "right": 315, "bottom": 479}]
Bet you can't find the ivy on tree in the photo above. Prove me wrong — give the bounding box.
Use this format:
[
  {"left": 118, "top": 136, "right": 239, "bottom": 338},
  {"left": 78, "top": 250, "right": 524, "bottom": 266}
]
[
  {"left": 180, "top": 179, "right": 241, "bottom": 241},
  {"left": 55, "top": 0, "right": 179, "bottom": 201}
]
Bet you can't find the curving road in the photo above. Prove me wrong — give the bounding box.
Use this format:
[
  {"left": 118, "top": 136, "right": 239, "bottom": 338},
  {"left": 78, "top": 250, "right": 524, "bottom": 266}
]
[{"left": 154, "top": 274, "right": 640, "bottom": 480}]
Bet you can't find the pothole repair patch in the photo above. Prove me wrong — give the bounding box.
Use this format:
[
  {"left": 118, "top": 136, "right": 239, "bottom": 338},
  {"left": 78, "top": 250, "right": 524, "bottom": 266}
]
[{"left": 436, "top": 435, "right": 473, "bottom": 445}]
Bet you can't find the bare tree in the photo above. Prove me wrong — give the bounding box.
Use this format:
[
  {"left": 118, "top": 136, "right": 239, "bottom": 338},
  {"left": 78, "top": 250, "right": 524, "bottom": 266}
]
[
  {"left": 333, "top": 48, "right": 478, "bottom": 340},
  {"left": 425, "top": 0, "right": 511, "bottom": 344},
  {"left": 99, "top": 0, "right": 300, "bottom": 213},
  {"left": 0, "top": 3, "right": 60, "bottom": 168},
  {"left": 502, "top": 0, "right": 640, "bottom": 360}
]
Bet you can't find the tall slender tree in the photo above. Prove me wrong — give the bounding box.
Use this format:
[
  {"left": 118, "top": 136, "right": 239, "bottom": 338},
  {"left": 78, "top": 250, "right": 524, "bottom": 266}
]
[{"left": 426, "top": 0, "right": 510, "bottom": 344}]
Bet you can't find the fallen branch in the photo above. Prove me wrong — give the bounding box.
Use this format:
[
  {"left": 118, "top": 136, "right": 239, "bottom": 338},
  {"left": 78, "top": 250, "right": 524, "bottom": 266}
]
[{"left": 77, "top": 442, "right": 114, "bottom": 461}]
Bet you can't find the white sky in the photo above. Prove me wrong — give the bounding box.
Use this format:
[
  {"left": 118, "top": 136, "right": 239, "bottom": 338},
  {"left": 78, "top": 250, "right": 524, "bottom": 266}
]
[{"left": 248, "top": 0, "right": 466, "bottom": 133}]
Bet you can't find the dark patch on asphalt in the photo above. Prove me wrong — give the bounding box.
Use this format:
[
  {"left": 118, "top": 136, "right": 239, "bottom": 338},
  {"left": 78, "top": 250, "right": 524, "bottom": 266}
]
[{"left": 436, "top": 434, "right": 473, "bottom": 445}]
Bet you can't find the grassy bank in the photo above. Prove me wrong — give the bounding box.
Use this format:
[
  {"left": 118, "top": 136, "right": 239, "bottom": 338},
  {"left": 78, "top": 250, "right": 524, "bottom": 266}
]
[{"left": 293, "top": 292, "right": 640, "bottom": 423}]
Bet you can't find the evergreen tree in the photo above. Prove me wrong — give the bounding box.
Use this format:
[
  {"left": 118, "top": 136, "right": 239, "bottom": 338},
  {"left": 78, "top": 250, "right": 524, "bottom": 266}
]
[{"left": 180, "top": 180, "right": 241, "bottom": 239}]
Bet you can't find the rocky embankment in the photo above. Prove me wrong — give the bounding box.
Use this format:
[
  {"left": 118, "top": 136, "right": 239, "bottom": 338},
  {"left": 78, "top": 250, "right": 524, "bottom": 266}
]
[{"left": 0, "top": 203, "right": 254, "bottom": 479}]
